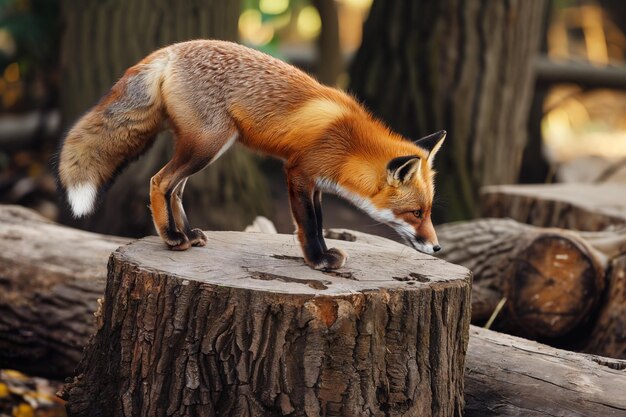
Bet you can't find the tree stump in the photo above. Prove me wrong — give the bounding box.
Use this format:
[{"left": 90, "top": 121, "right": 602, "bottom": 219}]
[
  {"left": 62, "top": 232, "right": 471, "bottom": 417},
  {"left": 481, "top": 183, "right": 626, "bottom": 231}
]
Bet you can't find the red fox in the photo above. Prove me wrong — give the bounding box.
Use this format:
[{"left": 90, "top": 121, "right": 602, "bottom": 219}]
[{"left": 58, "top": 40, "right": 445, "bottom": 270}]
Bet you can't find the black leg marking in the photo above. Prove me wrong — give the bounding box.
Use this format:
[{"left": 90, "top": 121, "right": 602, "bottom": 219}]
[
  {"left": 163, "top": 180, "right": 190, "bottom": 250},
  {"left": 172, "top": 178, "right": 206, "bottom": 246},
  {"left": 287, "top": 174, "right": 347, "bottom": 269},
  {"left": 313, "top": 190, "right": 328, "bottom": 251},
  {"left": 288, "top": 183, "right": 325, "bottom": 265}
]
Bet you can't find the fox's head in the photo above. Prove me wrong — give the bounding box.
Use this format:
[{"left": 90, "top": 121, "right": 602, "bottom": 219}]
[{"left": 369, "top": 130, "right": 446, "bottom": 254}]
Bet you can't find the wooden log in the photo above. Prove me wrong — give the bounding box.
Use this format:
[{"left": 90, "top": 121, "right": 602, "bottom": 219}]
[
  {"left": 465, "top": 326, "right": 626, "bottom": 417},
  {"left": 583, "top": 254, "right": 626, "bottom": 358},
  {"left": 437, "top": 218, "right": 626, "bottom": 357},
  {"left": 61, "top": 232, "right": 472, "bottom": 417},
  {"left": 481, "top": 183, "right": 626, "bottom": 231},
  {"left": 438, "top": 218, "right": 606, "bottom": 335},
  {"left": 0, "top": 205, "right": 128, "bottom": 378},
  {"left": 0, "top": 212, "right": 624, "bottom": 414}
]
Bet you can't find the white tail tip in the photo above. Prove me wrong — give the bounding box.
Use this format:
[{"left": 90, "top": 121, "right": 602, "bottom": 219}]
[{"left": 67, "top": 183, "right": 97, "bottom": 217}]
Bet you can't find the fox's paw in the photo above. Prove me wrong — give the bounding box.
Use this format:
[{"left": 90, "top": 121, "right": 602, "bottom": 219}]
[
  {"left": 187, "top": 228, "right": 208, "bottom": 247},
  {"left": 165, "top": 231, "right": 191, "bottom": 251},
  {"left": 313, "top": 247, "right": 348, "bottom": 270}
]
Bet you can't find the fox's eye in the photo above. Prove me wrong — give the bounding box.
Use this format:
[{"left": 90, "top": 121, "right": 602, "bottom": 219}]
[{"left": 413, "top": 210, "right": 423, "bottom": 219}]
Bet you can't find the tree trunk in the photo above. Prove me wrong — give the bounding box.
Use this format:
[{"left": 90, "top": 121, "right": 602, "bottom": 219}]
[
  {"left": 59, "top": 0, "right": 270, "bottom": 237},
  {"left": 0, "top": 205, "right": 128, "bottom": 379},
  {"left": 313, "top": 0, "right": 343, "bottom": 86},
  {"left": 349, "top": 0, "right": 548, "bottom": 221},
  {"left": 465, "top": 326, "right": 626, "bottom": 417},
  {"left": 481, "top": 183, "right": 626, "bottom": 231},
  {"left": 437, "top": 218, "right": 626, "bottom": 357},
  {"left": 61, "top": 231, "right": 472, "bottom": 417}
]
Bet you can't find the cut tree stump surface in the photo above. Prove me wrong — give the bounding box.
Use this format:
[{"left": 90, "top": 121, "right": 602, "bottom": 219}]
[
  {"left": 117, "top": 233, "right": 469, "bottom": 293},
  {"left": 63, "top": 231, "right": 472, "bottom": 417}
]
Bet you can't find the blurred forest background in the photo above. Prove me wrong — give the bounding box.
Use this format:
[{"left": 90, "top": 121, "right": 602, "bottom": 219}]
[
  {"left": 0, "top": 0, "right": 624, "bottom": 240},
  {"left": 0, "top": 1, "right": 625, "bottom": 414}
]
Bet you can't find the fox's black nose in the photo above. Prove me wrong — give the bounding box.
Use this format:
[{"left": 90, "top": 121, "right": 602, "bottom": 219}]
[{"left": 433, "top": 245, "right": 441, "bottom": 253}]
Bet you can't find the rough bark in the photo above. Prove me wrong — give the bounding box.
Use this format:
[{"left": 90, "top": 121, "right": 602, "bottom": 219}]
[
  {"left": 59, "top": 0, "right": 270, "bottom": 237},
  {"left": 464, "top": 326, "right": 626, "bottom": 417},
  {"left": 62, "top": 232, "right": 472, "bottom": 417},
  {"left": 481, "top": 183, "right": 626, "bottom": 231},
  {"left": 437, "top": 218, "right": 626, "bottom": 357},
  {"left": 584, "top": 254, "right": 626, "bottom": 358},
  {"left": 0, "top": 205, "right": 128, "bottom": 379},
  {"left": 349, "top": 0, "right": 548, "bottom": 221},
  {"left": 313, "top": 0, "right": 343, "bottom": 86}
]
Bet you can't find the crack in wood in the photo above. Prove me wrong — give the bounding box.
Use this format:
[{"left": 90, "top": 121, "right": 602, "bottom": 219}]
[
  {"left": 249, "top": 271, "right": 330, "bottom": 290},
  {"left": 271, "top": 254, "right": 305, "bottom": 262},
  {"left": 590, "top": 356, "right": 626, "bottom": 371},
  {"left": 393, "top": 273, "right": 430, "bottom": 283},
  {"left": 321, "top": 270, "right": 355, "bottom": 280}
]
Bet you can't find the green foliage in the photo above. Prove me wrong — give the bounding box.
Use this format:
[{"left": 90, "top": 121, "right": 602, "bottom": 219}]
[
  {"left": 0, "top": 0, "right": 59, "bottom": 110},
  {"left": 0, "top": 0, "right": 59, "bottom": 71}
]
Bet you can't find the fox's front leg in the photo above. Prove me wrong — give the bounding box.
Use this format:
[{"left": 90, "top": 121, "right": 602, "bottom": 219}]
[{"left": 287, "top": 170, "right": 347, "bottom": 270}]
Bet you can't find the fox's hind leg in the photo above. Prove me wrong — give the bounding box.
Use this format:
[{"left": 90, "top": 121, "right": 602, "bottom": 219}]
[
  {"left": 150, "top": 163, "right": 191, "bottom": 251},
  {"left": 170, "top": 178, "right": 207, "bottom": 247},
  {"left": 150, "top": 128, "right": 237, "bottom": 250}
]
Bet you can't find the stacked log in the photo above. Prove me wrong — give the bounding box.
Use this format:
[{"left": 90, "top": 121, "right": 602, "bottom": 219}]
[
  {"left": 481, "top": 183, "right": 626, "bottom": 231},
  {"left": 0, "top": 207, "right": 624, "bottom": 416},
  {"left": 465, "top": 326, "right": 626, "bottom": 416},
  {"left": 0, "top": 205, "right": 129, "bottom": 378},
  {"left": 437, "top": 218, "right": 626, "bottom": 357}
]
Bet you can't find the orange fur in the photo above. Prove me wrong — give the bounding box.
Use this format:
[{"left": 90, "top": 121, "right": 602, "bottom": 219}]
[{"left": 57, "top": 40, "right": 445, "bottom": 266}]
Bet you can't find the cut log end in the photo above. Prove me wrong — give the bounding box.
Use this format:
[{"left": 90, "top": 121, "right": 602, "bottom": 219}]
[
  {"left": 506, "top": 233, "right": 605, "bottom": 338},
  {"left": 437, "top": 218, "right": 612, "bottom": 341},
  {"left": 62, "top": 232, "right": 472, "bottom": 417}
]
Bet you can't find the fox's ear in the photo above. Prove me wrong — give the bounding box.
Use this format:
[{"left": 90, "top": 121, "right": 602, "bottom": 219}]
[
  {"left": 387, "top": 156, "right": 421, "bottom": 186},
  {"left": 414, "top": 130, "right": 446, "bottom": 166}
]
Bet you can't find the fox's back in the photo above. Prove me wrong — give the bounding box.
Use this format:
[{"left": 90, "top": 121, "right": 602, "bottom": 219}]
[{"left": 162, "top": 40, "right": 356, "bottom": 157}]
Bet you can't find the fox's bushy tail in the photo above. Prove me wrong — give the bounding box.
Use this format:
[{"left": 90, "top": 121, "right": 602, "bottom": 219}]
[{"left": 58, "top": 50, "right": 170, "bottom": 217}]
